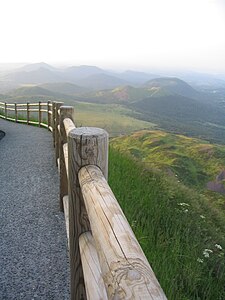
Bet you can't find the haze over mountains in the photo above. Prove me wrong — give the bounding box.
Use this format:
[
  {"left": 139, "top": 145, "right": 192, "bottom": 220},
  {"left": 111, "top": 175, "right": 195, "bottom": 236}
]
[{"left": 0, "top": 62, "right": 225, "bottom": 144}]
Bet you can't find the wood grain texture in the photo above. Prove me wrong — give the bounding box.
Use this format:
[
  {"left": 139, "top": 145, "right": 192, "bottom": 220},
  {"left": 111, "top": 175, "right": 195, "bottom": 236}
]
[
  {"left": 63, "top": 118, "right": 76, "bottom": 137},
  {"left": 59, "top": 106, "right": 74, "bottom": 211},
  {"left": 78, "top": 165, "right": 167, "bottom": 300},
  {"left": 63, "top": 143, "right": 68, "bottom": 178},
  {"left": 63, "top": 195, "right": 69, "bottom": 244},
  {"left": 79, "top": 232, "right": 108, "bottom": 300},
  {"left": 60, "top": 106, "right": 75, "bottom": 144},
  {"left": 68, "top": 127, "right": 108, "bottom": 300}
]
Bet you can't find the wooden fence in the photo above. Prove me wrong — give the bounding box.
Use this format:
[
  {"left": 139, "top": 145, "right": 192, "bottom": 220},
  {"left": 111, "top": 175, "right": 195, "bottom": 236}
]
[
  {"left": 0, "top": 101, "right": 53, "bottom": 130},
  {"left": 0, "top": 101, "right": 167, "bottom": 300}
]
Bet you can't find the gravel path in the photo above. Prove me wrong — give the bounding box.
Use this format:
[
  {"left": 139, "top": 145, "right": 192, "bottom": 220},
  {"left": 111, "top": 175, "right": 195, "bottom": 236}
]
[{"left": 0, "top": 119, "right": 70, "bottom": 300}]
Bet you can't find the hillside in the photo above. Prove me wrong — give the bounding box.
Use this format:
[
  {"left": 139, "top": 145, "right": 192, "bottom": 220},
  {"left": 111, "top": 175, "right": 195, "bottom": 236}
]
[
  {"left": 8, "top": 86, "right": 61, "bottom": 97},
  {"left": 115, "top": 70, "right": 159, "bottom": 85},
  {"left": 111, "top": 130, "right": 225, "bottom": 190},
  {"left": 81, "top": 85, "right": 155, "bottom": 103},
  {"left": 143, "top": 77, "right": 199, "bottom": 99},
  {"left": 78, "top": 78, "right": 200, "bottom": 103},
  {"left": 109, "top": 147, "right": 225, "bottom": 299},
  {"left": 39, "top": 82, "right": 90, "bottom": 95},
  {"left": 130, "top": 94, "right": 225, "bottom": 144},
  {"left": 75, "top": 73, "right": 129, "bottom": 90}
]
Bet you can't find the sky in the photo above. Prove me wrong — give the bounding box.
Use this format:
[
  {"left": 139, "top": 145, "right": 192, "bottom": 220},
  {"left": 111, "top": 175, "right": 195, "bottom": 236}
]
[{"left": 0, "top": 0, "right": 225, "bottom": 73}]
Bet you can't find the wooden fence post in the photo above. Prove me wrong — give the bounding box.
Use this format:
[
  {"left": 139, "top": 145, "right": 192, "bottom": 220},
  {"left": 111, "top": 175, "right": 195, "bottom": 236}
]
[
  {"left": 67, "top": 127, "right": 108, "bottom": 300},
  {"left": 55, "top": 102, "right": 64, "bottom": 166},
  {"left": 15, "top": 103, "right": 18, "bottom": 123},
  {"left": 47, "top": 100, "right": 51, "bottom": 130},
  {"left": 59, "top": 105, "right": 75, "bottom": 211},
  {"left": 52, "top": 101, "right": 56, "bottom": 147},
  {"left": 5, "top": 103, "right": 7, "bottom": 119},
  {"left": 38, "top": 101, "right": 41, "bottom": 127},
  {"left": 27, "top": 103, "right": 30, "bottom": 125}
]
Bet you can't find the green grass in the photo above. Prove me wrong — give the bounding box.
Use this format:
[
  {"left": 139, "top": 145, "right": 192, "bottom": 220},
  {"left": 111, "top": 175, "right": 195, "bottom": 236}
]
[
  {"left": 73, "top": 101, "right": 156, "bottom": 136},
  {"left": 111, "top": 130, "right": 225, "bottom": 188},
  {"left": 109, "top": 147, "right": 225, "bottom": 300}
]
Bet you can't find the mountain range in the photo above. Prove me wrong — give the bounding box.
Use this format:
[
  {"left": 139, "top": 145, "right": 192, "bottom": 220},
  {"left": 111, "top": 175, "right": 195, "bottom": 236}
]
[{"left": 1, "top": 62, "right": 225, "bottom": 144}]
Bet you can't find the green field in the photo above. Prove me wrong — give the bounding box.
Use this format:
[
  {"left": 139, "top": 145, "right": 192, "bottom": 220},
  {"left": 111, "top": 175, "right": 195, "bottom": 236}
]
[
  {"left": 73, "top": 101, "right": 156, "bottom": 136},
  {"left": 109, "top": 147, "right": 225, "bottom": 300}
]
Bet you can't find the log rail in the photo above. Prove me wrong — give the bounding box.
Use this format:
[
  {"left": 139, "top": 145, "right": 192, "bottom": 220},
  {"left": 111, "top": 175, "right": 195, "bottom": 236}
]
[{"left": 0, "top": 101, "right": 167, "bottom": 300}]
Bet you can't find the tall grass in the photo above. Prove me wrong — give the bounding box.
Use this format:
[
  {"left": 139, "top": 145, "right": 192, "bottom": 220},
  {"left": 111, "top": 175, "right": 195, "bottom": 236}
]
[{"left": 109, "top": 147, "right": 225, "bottom": 300}]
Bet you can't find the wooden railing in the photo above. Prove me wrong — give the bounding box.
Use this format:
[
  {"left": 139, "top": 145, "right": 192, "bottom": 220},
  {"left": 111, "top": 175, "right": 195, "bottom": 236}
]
[
  {"left": 0, "top": 101, "right": 53, "bottom": 131},
  {"left": 0, "top": 101, "right": 167, "bottom": 300}
]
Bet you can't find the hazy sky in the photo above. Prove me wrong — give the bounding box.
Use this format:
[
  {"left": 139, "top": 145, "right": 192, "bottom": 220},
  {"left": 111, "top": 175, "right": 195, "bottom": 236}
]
[{"left": 0, "top": 0, "right": 225, "bottom": 72}]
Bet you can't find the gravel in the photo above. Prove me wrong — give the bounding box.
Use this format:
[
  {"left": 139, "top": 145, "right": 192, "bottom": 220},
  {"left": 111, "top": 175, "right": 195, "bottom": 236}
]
[
  {"left": 0, "top": 119, "right": 70, "bottom": 300},
  {"left": 0, "top": 130, "right": 5, "bottom": 140}
]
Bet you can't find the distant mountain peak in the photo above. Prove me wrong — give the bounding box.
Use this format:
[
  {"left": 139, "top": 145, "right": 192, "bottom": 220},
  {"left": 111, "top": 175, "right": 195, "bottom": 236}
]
[
  {"left": 19, "top": 62, "right": 57, "bottom": 72},
  {"left": 143, "top": 77, "right": 199, "bottom": 98}
]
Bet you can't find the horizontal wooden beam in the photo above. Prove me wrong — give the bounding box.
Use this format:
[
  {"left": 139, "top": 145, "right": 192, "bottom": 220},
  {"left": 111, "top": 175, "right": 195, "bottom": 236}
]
[
  {"left": 79, "top": 165, "right": 167, "bottom": 300},
  {"left": 79, "top": 231, "right": 108, "bottom": 300}
]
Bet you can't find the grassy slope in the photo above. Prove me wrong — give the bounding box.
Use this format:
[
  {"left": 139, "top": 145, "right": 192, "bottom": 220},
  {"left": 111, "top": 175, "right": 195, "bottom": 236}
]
[
  {"left": 73, "top": 102, "right": 156, "bottom": 136},
  {"left": 111, "top": 130, "right": 225, "bottom": 188},
  {"left": 109, "top": 147, "right": 225, "bottom": 300},
  {"left": 130, "top": 95, "right": 225, "bottom": 145}
]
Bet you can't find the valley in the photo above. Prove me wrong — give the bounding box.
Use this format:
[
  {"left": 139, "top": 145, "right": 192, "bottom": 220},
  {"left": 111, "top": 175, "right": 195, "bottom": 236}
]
[{"left": 1, "top": 63, "right": 225, "bottom": 144}]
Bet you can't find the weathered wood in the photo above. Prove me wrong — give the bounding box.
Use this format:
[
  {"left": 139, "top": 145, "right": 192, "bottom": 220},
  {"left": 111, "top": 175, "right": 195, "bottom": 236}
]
[
  {"left": 52, "top": 102, "right": 56, "bottom": 147},
  {"left": 79, "top": 232, "right": 108, "bottom": 300},
  {"left": 27, "top": 103, "right": 30, "bottom": 125},
  {"left": 15, "top": 103, "right": 18, "bottom": 122},
  {"left": 40, "top": 123, "right": 48, "bottom": 129},
  {"left": 5, "top": 107, "right": 15, "bottom": 111},
  {"left": 55, "top": 102, "right": 63, "bottom": 166},
  {"left": 79, "top": 165, "right": 167, "bottom": 300},
  {"left": 38, "top": 101, "right": 41, "bottom": 127},
  {"left": 63, "top": 143, "right": 68, "bottom": 177},
  {"left": 59, "top": 106, "right": 74, "bottom": 211},
  {"left": 63, "top": 195, "right": 69, "bottom": 243},
  {"left": 47, "top": 101, "right": 51, "bottom": 129},
  {"left": 68, "top": 127, "right": 108, "bottom": 300},
  {"left": 27, "top": 103, "right": 38, "bottom": 106},
  {"left": 63, "top": 118, "right": 76, "bottom": 137}
]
